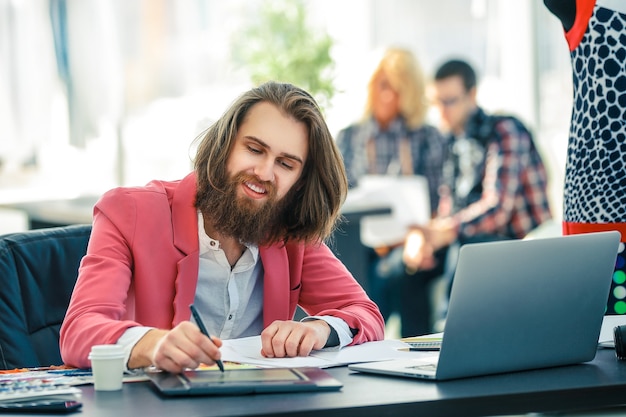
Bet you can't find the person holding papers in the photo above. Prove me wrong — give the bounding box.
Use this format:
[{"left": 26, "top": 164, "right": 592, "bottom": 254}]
[
  {"left": 336, "top": 47, "right": 446, "bottom": 337},
  {"left": 60, "top": 82, "right": 384, "bottom": 373}
]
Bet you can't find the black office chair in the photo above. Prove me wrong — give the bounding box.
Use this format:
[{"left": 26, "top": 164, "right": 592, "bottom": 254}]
[{"left": 0, "top": 224, "right": 91, "bottom": 369}]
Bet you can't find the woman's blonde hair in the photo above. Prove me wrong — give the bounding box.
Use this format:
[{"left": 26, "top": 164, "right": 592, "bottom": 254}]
[{"left": 364, "top": 47, "right": 428, "bottom": 128}]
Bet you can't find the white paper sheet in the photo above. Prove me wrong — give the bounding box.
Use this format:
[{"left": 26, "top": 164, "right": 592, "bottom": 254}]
[
  {"left": 220, "top": 336, "right": 432, "bottom": 368},
  {"left": 345, "top": 175, "right": 431, "bottom": 248},
  {"left": 598, "top": 315, "right": 626, "bottom": 347}
]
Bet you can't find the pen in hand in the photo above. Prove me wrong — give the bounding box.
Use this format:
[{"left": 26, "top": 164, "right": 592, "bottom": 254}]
[{"left": 189, "top": 304, "right": 225, "bottom": 372}]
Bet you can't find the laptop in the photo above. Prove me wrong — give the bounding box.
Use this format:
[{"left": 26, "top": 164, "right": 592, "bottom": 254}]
[{"left": 349, "top": 231, "right": 620, "bottom": 380}]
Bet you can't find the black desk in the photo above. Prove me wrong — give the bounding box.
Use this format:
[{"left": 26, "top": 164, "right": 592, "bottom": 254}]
[
  {"left": 0, "top": 195, "right": 97, "bottom": 230},
  {"left": 8, "top": 349, "right": 625, "bottom": 417}
]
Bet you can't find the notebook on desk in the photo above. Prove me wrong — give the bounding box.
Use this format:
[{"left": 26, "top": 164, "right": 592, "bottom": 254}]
[{"left": 349, "top": 231, "right": 621, "bottom": 381}]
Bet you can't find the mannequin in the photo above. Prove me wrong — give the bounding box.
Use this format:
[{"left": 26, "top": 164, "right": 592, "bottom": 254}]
[
  {"left": 545, "top": 0, "right": 626, "bottom": 314},
  {"left": 543, "top": 0, "right": 576, "bottom": 30}
]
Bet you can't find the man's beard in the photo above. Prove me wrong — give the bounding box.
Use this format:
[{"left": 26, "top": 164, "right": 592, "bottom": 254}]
[{"left": 196, "top": 172, "right": 293, "bottom": 245}]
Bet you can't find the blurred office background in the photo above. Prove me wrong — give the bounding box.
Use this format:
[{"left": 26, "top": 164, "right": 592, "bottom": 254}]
[{"left": 0, "top": 0, "right": 570, "bottom": 232}]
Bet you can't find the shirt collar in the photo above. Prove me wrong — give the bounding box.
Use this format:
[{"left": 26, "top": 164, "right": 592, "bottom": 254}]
[{"left": 197, "top": 211, "right": 259, "bottom": 262}]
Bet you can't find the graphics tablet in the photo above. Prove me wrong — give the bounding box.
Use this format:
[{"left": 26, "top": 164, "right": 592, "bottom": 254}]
[{"left": 147, "top": 367, "right": 342, "bottom": 396}]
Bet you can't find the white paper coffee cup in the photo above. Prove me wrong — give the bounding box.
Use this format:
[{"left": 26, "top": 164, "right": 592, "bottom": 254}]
[{"left": 88, "top": 344, "right": 125, "bottom": 391}]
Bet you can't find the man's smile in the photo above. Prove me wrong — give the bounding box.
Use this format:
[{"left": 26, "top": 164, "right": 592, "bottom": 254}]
[{"left": 243, "top": 180, "right": 268, "bottom": 198}]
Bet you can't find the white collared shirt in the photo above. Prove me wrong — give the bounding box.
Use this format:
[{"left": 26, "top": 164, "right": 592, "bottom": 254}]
[{"left": 193, "top": 217, "right": 264, "bottom": 339}]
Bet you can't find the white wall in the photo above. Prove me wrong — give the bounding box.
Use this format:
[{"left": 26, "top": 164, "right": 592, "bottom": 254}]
[{"left": 0, "top": 0, "right": 573, "bottom": 217}]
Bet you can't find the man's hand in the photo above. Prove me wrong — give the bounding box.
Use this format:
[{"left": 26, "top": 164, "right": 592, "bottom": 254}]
[
  {"left": 129, "top": 322, "right": 222, "bottom": 373},
  {"left": 425, "top": 217, "right": 458, "bottom": 250},
  {"left": 260, "top": 320, "right": 331, "bottom": 358},
  {"left": 403, "top": 228, "right": 436, "bottom": 272}
]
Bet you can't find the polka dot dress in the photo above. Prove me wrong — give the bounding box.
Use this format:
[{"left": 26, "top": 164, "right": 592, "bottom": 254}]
[{"left": 563, "top": 2, "right": 626, "bottom": 314}]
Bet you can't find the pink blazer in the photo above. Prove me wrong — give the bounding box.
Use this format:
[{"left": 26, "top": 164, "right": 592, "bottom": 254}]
[{"left": 60, "top": 173, "right": 384, "bottom": 368}]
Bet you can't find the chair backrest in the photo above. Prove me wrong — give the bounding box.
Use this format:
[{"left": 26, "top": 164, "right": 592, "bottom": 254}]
[{"left": 0, "top": 224, "right": 91, "bottom": 369}]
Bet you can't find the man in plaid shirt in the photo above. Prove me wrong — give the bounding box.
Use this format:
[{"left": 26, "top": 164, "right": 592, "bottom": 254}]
[{"left": 404, "top": 60, "right": 553, "bottom": 324}]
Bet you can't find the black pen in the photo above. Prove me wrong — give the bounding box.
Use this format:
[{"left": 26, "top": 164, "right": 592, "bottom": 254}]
[{"left": 189, "top": 304, "right": 225, "bottom": 372}]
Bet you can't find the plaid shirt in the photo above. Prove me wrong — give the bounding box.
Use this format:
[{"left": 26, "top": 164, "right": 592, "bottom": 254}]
[
  {"left": 336, "top": 116, "right": 445, "bottom": 213},
  {"left": 439, "top": 108, "right": 552, "bottom": 239}
]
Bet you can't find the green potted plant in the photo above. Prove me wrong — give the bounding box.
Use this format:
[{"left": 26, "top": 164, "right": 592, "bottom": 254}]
[{"left": 231, "top": 0, "right": 336, "bottom": 110}]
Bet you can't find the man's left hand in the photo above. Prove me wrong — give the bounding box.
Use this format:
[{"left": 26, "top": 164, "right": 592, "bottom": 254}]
[{"left": 260, "top": 320, "right": 330, "bottom": 358}]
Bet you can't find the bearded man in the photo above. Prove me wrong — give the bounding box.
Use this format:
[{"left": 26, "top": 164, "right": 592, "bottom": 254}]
[{"left": 60, "top": 82, "right": 384, "bottom": 372}]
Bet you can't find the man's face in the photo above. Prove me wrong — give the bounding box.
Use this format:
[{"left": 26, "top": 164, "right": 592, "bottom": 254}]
[
  {"left": 196, "top": 101, "right": 309, "bottom": 244},
  {"left": 226, "top": 101, "right": 308, "bottom": 205},
  {"left": 432, "top": 75, "right": 476, "bottom": 135}
]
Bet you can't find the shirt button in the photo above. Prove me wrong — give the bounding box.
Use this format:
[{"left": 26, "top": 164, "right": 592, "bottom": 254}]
[{"left": 228, "top": 314, "right": 233, "bottom": 320}]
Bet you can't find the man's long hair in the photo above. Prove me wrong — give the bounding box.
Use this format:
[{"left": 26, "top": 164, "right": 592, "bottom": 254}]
[{"left": 194, "top": 81, "right": 348, "bottom": 245}]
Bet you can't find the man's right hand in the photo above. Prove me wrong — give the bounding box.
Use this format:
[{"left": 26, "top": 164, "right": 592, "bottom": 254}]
[
  {"left": 128, "top": 322, "right": 222, "bottom": 373},
  {"left": 402, "top": 229, "right": 436, "bottom": 273}
]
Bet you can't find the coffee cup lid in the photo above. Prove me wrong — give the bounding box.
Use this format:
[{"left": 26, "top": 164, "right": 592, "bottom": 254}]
[{"left": 88, "top": 344, "right": 125, "bottom": 360}]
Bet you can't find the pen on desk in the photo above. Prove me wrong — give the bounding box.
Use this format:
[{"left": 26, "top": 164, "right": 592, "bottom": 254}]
[
  {"left": 397, "top": 347, "right": 441, "bottom": 352},
  {"left": 189, "top": 304, "right": 225, "bottom": 373}
]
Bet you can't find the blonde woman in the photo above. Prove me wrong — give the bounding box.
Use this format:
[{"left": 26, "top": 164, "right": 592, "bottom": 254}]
[{"left": 336, "top": 47, "right": 445, "bottom": 337}]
